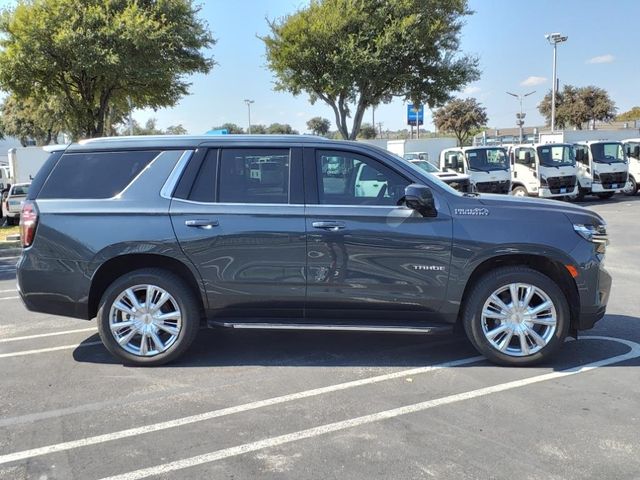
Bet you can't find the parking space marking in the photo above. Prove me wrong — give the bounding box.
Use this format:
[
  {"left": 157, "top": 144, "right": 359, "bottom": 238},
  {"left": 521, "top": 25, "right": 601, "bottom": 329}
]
[
  {"left": 0, "top": 289, "right": 16, "bottom": 293},
  {"left": 0, "top": 327, "right": 97, "bottom": 344},
  {"left": 0, "top": 354, "right": 485, "bottom": 465},
  {"left": 0, "top": 296, "right": 19, "bottom": 301},
  {"left": 0, "top": 341, "right": 102, "bottom": 359},
  {"left": 97, "top": 336, "right": 640, "bottom": 480}
]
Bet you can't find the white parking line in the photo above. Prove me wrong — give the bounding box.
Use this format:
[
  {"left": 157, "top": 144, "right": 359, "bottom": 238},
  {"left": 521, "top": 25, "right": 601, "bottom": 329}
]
[
  {"left": 0, "top": 354, "right": 484, "bottom": 465},
  {"left": 0, "top": 296, "right": 19, "bottom": 301},
  {"left": 0, "top": 289, "right": 16, "bottom": 293},
  {"left": 98, "top": 336, "right": 640, "bottom": 480},
  {"left": 0, "top": 341, "right": 103, "bottom": 359},
  {"left": 0, "top": 327, "right": 97, "bottom": 344}
]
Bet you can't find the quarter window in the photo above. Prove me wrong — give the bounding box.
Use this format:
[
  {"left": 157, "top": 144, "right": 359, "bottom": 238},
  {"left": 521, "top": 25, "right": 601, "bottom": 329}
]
[
  {"left": 316, "top": 151, "right": 409, "bottom": 206},
  {"left": 218, "top": 149, "right": 290, "bottom": 204}
]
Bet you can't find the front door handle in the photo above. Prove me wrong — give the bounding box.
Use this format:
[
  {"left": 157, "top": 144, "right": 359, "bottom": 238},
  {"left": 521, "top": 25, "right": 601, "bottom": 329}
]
[
  {"left": 312, "top": 221, "right": 346, "bottom": 232},
  {"left": 185, "top": 219, "right": 219, "bottom": 229}
]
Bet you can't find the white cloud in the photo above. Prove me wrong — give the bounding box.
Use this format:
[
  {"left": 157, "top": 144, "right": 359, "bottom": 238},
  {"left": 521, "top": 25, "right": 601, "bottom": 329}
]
[
  {"left": 462, "top": 86, "right": 481, "bottom": 95},
  {"left": 520, "top": 76, "right": 547, "bottom": 87},
  {"left": 587, "top": 54, "right": 614, "bottom": 64}
]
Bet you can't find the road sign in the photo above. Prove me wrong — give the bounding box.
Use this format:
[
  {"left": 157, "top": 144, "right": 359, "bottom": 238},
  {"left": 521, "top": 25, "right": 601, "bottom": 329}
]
[{"left": 407, "top": 104, "right": 424, "bottom": 126}]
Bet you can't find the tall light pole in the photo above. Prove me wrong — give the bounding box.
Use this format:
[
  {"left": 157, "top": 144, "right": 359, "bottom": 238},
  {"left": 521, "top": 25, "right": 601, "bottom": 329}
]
[
  {"left": 545, "top": 33, "right": 568, "bottom": 132},
  {"left": 244, "top": 99, "right": 254, "bottom": 134},
  {"left": 506, "top": 91, "right": 536, "bottom": 143}
]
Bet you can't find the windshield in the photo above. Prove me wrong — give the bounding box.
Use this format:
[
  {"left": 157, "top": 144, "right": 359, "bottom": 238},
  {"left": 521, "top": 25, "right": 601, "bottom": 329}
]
[
  {"left": 411, "top": 160, "right": 439, "bottom": 173},
  {"left": 11, "top": 185, "right": 29, "bottom": 196},
  {"left": 537, "top": 145, "right": 575, "bottom": 167},
  {"left": 591, "top": 143, "right": 625, "bottom": 164},
  {"left": 465, "top": 148, "right": 509, "bottom": 171}
]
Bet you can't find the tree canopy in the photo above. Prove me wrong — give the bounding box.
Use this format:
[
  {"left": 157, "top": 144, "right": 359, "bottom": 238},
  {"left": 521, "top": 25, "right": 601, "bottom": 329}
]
[
  {"left": 263, "top": 0, "right": 479, "bottom": 140},
  {"left": 617, "top": 107, "right": 640, "bottom": 122},
  {"left": 0, "top": 0, "right": 214, "bottom": 139},
  {"left": 538, "top": 85, "right": 616, "bottom": 130},
  {"left": 307, "top": 117, "right": 331, "bottom": 136},
  {"left": 357, "top": 123, "right": 377, "bottom": 139},
  {"left": 433, "top": 97, "right": 487, "bottom": 146},
  {"left": 0, "top": 93, "right": 65, "bottom": 146},
  {"left": 266, "top": 123, "right": 298, "bottom": 134}
]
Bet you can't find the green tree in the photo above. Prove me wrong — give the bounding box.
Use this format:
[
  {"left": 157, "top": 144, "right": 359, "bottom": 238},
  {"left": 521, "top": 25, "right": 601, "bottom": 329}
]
[
  {"left": 250, "top": 124, "right": 267, "bottom": 134},
  {"left": 266, "top": 123, "right": 298, "bottom": 134},
  {"left": 165, "top": 124, "right": 188, "bottom": 135},
  {"left": 0, "top": 93, "right": 65, "bottom": 146},
  {"left": 0, "top": 0, "right": 214, "bottom": 139},
  {"left": 263, "top": 0, "right": 479, "bottom": 140},
  {"left": 306, "top": 116, "right": 331, "bottom": 136},
  {"left": 433, "top": 98, "right": 487, "bottom": 146},
  {"left": 211, "top": 123, "right": 244, "bottom": 134},
  {"left": 538, "top": 85, "right": 616, "bottom": 130},
  {"left": 617, "top": 107, "right": 640, "bottom": 122},
  {"left": 357, "top": 123, "right": 377, "bottom": 139}
]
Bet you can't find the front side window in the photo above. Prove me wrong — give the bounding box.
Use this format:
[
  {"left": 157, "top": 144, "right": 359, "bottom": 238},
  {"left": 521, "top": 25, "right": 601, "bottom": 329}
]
[
  {"left": 591, "top": 143, "right": 625, "bottom": 164},
  {"left": 515, "top": 147, "right": 535, "bottom": 166},
  {"left": 444, "top": 151, "right": 464, "bottom": 173},
  {"left": 316, "top": 151, "right": 409, "bottom": 206},
  {"left": 574, "top": 145, "right": 589, "bottom": 164},
  {"left": 537, "top": 145, "right": 575, "bottom": 167},
  {"left": 626, "top": 142, "right": 640, "bottom": 159},
  {"left": 466, "top": 148, "right": 509, "bottom": 171},
  {"left": 218, "top": 149, "right": 290, "bottom": 204}
]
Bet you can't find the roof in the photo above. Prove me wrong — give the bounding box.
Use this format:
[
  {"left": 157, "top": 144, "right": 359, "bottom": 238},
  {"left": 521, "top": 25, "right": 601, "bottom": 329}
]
[{"left": 70, "top": 134, "right": 331, "bottom": 151}]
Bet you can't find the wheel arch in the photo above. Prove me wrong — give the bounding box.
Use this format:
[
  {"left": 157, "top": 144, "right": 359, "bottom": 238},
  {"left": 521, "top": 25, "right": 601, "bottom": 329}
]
[
  {"left": 457, "top": 253, "right": 580, "bottom": 334},
  {"left": 88, "top": 253, "right": 206, "bottom": 320}
]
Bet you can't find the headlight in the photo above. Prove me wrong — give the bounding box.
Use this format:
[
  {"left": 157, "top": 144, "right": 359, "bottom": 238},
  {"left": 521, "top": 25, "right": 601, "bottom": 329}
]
[
  {"left": 540, "top": 175, "right": 548, "bottom": 186},
  {"left": 573, "top": 223, "right": 608, "bottom": 255}
]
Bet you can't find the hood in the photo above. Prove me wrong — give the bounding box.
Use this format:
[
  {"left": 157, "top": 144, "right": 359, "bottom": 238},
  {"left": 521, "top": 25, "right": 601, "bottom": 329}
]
[{"left": 475, "top": 193, "right": 605, "bottom": 226}]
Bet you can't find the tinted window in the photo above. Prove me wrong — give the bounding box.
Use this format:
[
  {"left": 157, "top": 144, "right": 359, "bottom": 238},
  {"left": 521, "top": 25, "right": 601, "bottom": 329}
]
[
  {"left": 515, "top": 147, "right": 535, "bottom": 166},
  {"left": 11, "top": 185, "right": 29, "bottom": 196},
  {"left": 187, "top": 149, "right": 218, "bottom": 202},
  {"left": 39, "top": 150, "right": 159, "bottom": 199},
  {"left": 218, "top": 149, "right": 290, "bottom": 204},
  {"left": 316, "top": 150, "right": 409, "bottom": 206}
]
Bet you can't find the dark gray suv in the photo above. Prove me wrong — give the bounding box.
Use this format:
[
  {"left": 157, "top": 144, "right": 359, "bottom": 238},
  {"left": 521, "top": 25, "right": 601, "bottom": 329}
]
[{"left": 17, "top": 135, "right": 611, "bottom": 366}]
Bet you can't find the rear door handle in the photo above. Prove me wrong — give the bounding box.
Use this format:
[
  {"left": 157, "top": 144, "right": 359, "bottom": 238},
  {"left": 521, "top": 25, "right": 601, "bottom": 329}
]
[
  {"left": 185, "top": 219, "right": 219, "bottom": 229},
  {"left": 312, "top": 221, "right": 346, "bottom": 232}
]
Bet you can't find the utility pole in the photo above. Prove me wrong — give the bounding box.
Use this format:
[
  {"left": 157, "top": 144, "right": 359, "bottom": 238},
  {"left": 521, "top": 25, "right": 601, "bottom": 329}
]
[
  {"left": 127, "top": 96, "right": 133, "bottom": 136},
  {"left": 506, "top": 91, "right": 536, "bottom": 143},
  {"left": 545, "top": 33, "right": 568, "bottom": 132},
  {"left": 244, "top": 99, "right": 254, "bottom": 134}
]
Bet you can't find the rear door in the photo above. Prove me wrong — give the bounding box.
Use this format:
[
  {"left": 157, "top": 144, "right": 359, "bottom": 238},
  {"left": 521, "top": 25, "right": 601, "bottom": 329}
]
[
  {"left": 305, "top": 148, "right": 453, "bottom": 323},
  {"left": 170, "top": 146, "right": 306, "bottom": 320}
]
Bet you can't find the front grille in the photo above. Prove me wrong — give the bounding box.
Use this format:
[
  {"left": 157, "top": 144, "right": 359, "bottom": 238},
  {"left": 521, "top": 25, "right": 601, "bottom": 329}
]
[
  {"left": 547, "top": 175, "right": 576, "bottom": 194},
  {"left": 443, "top": 178, "right": 471, "bottom": 193},
  {"left": 599, "top": 172, "right": 627, "bottom": 189},
  {"left": 476, "top": 181, "right": 510, "bottom": 194}
]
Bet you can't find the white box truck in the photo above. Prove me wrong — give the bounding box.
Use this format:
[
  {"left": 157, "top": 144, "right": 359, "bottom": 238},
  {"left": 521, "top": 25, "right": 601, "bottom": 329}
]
[
  {"left": 573, "top": 141, "right": 630, "bottom": 200},
  {"left": 438, "top": 146, "right": 511, "bottom": 194},
  {"left": 622, "top": 138, "right": 639, "bottom": 196},
  {"left": 7, "top": 146, "right": 53, "bottom": 185}
]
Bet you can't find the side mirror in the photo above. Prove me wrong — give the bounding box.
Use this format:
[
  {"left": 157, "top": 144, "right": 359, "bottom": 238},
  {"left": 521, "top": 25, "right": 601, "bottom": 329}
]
[
  {"left": 399, "top": 184, "right": 437, "bottom": 217},
  {"left": 634, "top": 146, "right": 640, "bottom": 158}
]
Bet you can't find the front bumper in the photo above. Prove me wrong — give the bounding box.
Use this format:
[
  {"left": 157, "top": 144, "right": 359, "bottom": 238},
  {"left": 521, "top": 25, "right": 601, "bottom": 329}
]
[
  {"left": 591, "top": 182, "right": 617, "bottom": 193},
  {"left": 538, "top": 185, "right": 578, "bottom": 198}
]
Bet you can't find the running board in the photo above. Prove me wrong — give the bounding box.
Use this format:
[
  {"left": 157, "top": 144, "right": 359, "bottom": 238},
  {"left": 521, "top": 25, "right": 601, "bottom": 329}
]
[{"left": 207, "top": 321, "right": 453, "bottom": 335}]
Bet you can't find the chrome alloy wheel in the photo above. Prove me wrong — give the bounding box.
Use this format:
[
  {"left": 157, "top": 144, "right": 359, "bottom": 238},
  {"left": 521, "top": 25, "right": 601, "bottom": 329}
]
[
  {"left": 108, "top": 284, "right": 182, "bottom": 357},
  {"left": 481, "top": 283, "right": 557, "bottom": 357}
]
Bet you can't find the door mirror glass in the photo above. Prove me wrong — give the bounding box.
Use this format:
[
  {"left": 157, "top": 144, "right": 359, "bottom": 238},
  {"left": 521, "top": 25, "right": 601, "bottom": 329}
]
[{"left": 399, "top": 184, "right": 437, "bottom": 217}]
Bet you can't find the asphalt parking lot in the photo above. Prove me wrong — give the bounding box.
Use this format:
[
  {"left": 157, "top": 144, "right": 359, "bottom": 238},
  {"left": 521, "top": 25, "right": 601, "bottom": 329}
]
[{"left": 1, "top": 196, "right": 639, "bottom": 480}]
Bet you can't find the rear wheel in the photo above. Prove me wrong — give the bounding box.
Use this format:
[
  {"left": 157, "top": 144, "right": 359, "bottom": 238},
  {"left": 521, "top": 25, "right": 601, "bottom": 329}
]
[
  {"left": 97, "top": 268, "right": 201, "bottom": 366},
  {"left": 597, "top": 192, "right": 615, "bottom": 199},
  {"left": 511, "top": 186, "right": 528, "bottom": 197},
  {"left": 623, "top": 176, "right": 637, "bottom": 196},
  {"left": 462, "top": 267, "right": 569, "bottom": 366}
]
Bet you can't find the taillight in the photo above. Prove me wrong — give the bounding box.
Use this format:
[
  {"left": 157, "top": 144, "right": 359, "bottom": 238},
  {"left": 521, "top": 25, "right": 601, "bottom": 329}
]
[{"left": 20, "top": 200, "right": 38, "bottom": 248}]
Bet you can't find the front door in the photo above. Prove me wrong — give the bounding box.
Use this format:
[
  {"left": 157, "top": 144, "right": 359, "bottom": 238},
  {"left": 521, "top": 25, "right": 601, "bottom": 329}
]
[
  {"left": 305, "top": 148, "right": 453, "bottom": 322},
  {"left": 170, "top": 147, "right": 306, "bottom": 319}
]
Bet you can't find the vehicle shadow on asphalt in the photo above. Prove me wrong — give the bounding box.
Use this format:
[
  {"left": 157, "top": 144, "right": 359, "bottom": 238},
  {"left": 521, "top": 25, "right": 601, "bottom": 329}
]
[
  {"left": 572, "top": 194, "right": 640, "bottom": 207},
  {"left": 72, "top": 314, "right": 640, "bottom": 370}
]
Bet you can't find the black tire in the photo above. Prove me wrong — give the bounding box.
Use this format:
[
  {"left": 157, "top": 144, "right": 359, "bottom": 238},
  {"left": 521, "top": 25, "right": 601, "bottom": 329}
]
[
  {"left": 623, "top": 176, "right": 637, "bottom": 196},
  {"left": 97, "top": 268, "right": 201, "bottom": 366},
  {"left": 511, "top": 185, "right": 528, "bottom": 197},
  {"left": 596, "top": 192, "right": 615, "bottom": 199},
  {"left": 462, "top": 266, "right": 570, "bottom": 366}
]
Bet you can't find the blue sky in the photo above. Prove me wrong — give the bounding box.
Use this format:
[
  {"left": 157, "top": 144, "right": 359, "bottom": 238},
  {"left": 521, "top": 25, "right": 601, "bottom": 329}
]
[{"left": 1, "top": 0, "right": 639, "bottom": 134}]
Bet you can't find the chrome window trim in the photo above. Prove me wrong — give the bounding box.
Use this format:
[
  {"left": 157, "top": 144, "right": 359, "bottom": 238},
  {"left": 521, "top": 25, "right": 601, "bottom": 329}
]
[
  {"left": 160, "top": 150, "right": 195, "bottom": 200},
  {"left": 170, "top": 197, "right": 406, "bottom": 210}
]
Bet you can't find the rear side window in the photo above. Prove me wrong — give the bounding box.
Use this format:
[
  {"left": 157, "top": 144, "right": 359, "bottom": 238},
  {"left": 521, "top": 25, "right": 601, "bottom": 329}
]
[{"left": 38, "top": 150, "right": 160, "bottom": 199}]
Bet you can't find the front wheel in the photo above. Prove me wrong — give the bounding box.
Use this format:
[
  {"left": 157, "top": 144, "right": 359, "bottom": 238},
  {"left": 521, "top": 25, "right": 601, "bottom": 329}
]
[
  {"left": 462, "top": 267, "right": 569, "bottom": 366},
  {"left": 97, "top": 268, "right": 201, "bottom": 366},
  {"left": 623, "top": 176, "right": 637, "bottom": 196},
  {"left": 597, "top": 192, "right": 615, "bottom": 199},
  {"left": 511, "top": 186, "right": 528, "bottom": 197}
]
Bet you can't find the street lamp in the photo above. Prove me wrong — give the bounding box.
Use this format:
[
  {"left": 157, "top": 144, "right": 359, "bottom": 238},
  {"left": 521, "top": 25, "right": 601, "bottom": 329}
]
[
  {"left": 545, "top": 33, "right": 568, "bottom": 132},
  {"left": 244, "top": 99, "right": 254, "bottom": 134},
  {"left": 506, "top": 91, "right": 536, "bottom": 143}
]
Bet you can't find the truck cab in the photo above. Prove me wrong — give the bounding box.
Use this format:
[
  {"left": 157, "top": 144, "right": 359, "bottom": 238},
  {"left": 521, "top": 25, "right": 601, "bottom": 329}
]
[
  {"left": 621, "top": 138, "right": 640, "bottom": 196},
  {"left": 573, "top": 141, "right": 630, "bottom": 199},
  {"left": 439, "top": 146, "right": 511, "bottom": 194},
  {"left": 507, "top": 143, "right": 578, "bottom": 198}
]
